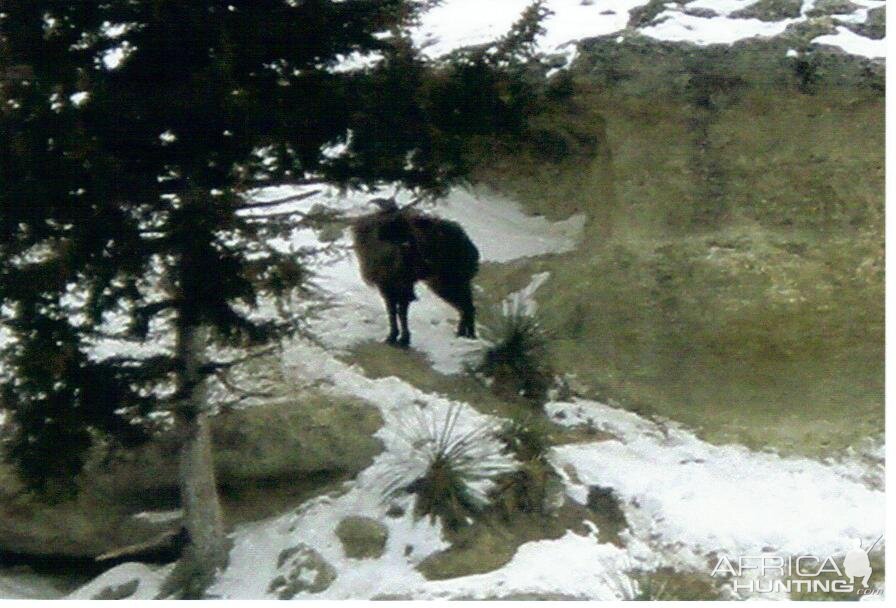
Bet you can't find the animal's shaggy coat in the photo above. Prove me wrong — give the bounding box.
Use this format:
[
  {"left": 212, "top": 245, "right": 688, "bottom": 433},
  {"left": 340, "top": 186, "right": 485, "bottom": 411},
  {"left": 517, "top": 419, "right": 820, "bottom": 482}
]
[{"left": 352, "top": 206, "right": 480, "bottom": 346}]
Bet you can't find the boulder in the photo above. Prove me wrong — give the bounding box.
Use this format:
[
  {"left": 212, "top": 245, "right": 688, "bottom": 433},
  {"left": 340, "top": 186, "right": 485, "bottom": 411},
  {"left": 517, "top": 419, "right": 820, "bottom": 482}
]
[
  {"left": 845, "top": 6, "right": 885, "bottom": 40},
  {"left": 730, "top": 0, "right": 802, "bottom": 21},
  {"left": 806, "top": 0, "right": 860, "bottom": 18},
  {"left": 335, "top": 516, "right": 388, "bottom": 559},
  {"left": 0, "top": 391, "right": 382, "bottom": 559},
  {"left": 268, "top": 544, "right": 336, "bottom": 598},
  {"left": 92, "top": 579, "right": 140, "bottom": 600}
]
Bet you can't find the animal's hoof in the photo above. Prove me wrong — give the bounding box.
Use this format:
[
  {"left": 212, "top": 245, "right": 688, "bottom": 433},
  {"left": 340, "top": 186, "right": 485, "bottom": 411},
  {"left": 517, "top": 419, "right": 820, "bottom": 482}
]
[{"left": 385, "top": 335, "right": 398, "bottom": 345}]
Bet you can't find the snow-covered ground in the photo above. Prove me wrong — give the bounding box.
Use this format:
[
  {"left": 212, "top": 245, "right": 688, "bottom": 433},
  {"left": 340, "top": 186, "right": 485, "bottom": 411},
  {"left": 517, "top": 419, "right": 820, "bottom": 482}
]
[
  {"left": 62, "top": 185, "right": 884, "bottom": 600},
  {"left": 3, "top": 1, "right": 886, "bottom": 600},
  {"left": 549, "top": 399, "right": 884, "bottom": 569},
  {"left": 0, "top": 569, "right": 72, "bottom": 600},
  {"left": 410, "top": 0, "right": 886, "bottom": 62}
]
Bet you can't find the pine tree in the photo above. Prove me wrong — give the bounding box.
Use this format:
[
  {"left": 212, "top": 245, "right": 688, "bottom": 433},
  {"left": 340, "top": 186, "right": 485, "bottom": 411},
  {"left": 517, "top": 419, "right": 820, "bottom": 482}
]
[{"left": 0, "top": 0, "right": 557, "bottom": 596}]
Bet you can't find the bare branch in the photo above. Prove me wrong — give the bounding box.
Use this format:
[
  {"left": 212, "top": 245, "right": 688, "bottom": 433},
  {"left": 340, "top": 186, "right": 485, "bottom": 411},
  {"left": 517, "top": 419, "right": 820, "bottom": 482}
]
[
  {"left": 237, "top": 189, "right": 321, "bottom": 209},
  {"left": 198, "top": 344, "right": 280, "bottom": 374},
  {"left": 215, "top": 371, "right": 276, "bottom": 401}
]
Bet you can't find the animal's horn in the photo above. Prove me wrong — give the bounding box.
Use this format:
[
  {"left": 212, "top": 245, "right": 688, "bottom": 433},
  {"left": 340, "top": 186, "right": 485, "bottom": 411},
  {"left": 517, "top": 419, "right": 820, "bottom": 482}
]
[
  {"left": 403, "top": 196, "right": 425, "bottom": 209},
  {"left": 370, "top": 197, "right": 399, "bottom": 212}
]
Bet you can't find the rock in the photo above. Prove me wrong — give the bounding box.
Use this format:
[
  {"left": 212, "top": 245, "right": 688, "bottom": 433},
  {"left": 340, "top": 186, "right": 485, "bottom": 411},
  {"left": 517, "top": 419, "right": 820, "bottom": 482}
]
[
  {"left": 0, "top": 390, "right": 382, "bottom": 560},
  {"left": 335, "top": 516, "right": 388, "bottom": 559},
  {"left": 542, "top": 474, "right": 567, "bottom": 515},
  {"left": 209, "top": 392, "right": 383, "bottom": 485},
  {"left": 806, "top": 0, "right": 860, "bottom": 18},
  {"left": 683, "top": 7, "right": 718, "bottom": 18},
  {"left": 107, "top": 391, "right": 383, "bottom": 493},
  {"left": 844, "top": 6, "right": 885, "bottom": 40},
  {"left": 269, "top": 544, "right": 337, "bottom": 599},
  {"left": 730, "top": 0, "right": 802, "bottom": 21},
  {"left": 628, "top": 0, "right": 668, "bottom": 28},
  {"left": 0, "top": 460, "right": 174, "bottom": 558},
  {"left": 91, "top": 579, "right": 139, "bottom": 600},
  {"left": 586, "top": 486, "right": 629, "bottom": 545}
]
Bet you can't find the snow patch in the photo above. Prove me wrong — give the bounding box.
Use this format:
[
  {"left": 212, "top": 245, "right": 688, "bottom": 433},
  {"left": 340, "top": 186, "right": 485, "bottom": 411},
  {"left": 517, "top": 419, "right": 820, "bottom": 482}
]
[
  {"left": 68, "top": 563, "right": 174, "bottom": 600},
  {"left": 812, "top": 26, "right": 887, "bottom": 59},
  {"left": 410, "top": 0, "right": 886, "bottom": 62},
  {"left": 0, "top": 571, "right": 67, "bottom": 600},
  {"left": 641, "top": 10, "right": 797, "bottom": 46},
  {"left": 548, "top": 399, "right": 885, "bottom": 568},
  {"left": 412, "top": 0, "right": 646, "bottom": 61}
]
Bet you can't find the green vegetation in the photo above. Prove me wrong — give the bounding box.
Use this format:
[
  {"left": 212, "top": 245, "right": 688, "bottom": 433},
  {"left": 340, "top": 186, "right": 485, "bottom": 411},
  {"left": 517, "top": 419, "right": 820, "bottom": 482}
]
[
  {"left": 382, "top": 405, "right": 514, "bottom": 531},
  {"left": 632, "top": 568, "right": 725, "bottom": 600},
  {"left": 477, "top": 306, "right": 555, "bottom": 404},
  {"left": 473, "top": 39, "right": 884, "bottom": 458},
  {"left": 492, "top": 410, "right": 565, "bottom": 521}
]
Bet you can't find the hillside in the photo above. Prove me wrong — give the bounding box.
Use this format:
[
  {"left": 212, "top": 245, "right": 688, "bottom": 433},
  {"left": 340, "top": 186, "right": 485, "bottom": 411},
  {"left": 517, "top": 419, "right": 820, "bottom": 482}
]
[{"left": 1, "top": 0, "right": 885, "bottom": 600}]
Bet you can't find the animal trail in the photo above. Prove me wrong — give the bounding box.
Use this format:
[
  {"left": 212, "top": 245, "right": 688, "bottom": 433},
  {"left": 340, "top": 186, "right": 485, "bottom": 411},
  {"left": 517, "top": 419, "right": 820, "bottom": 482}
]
[{"left": 352, "top": 197, "right": 480, "bottom": 347}]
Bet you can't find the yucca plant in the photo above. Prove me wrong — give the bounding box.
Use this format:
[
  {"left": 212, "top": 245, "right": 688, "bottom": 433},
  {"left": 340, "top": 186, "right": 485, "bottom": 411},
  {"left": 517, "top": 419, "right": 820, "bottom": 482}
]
[
  {"left": 495, "top": 413, "right": 551, "bottom": 462},
  {"left": 477, "top": 301, "right": 555, "bottom": 403},
  {"left": 382, "top": 404, "right": 517, "bottom": 530},
  {"left": 492, "top": 412, "right": 566, "bottom": 517}
]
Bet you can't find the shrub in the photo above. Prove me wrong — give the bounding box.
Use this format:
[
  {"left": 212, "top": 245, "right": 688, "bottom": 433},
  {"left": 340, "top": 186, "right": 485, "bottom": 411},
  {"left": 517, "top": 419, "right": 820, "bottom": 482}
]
[
  {"left": 477, "top": 303, "right": 554, "bottom": 403},
  {"left": 495, "top": 413, "right": 550, "bottom": 462},
  {"left": 631, "top": 568, "right": 724, "bottom": 600},
  {"left": 382, "top": 404, "right": 517, "bottom": 530},
  {"left": 493, "top": 413, "right": 564, "bottom": 518}
]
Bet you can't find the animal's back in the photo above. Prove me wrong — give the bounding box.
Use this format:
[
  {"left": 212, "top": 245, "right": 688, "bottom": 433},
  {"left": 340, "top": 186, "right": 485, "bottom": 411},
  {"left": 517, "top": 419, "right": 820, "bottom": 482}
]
[{"left": 408, "top": 214, "right": 479, "bottom": 283}]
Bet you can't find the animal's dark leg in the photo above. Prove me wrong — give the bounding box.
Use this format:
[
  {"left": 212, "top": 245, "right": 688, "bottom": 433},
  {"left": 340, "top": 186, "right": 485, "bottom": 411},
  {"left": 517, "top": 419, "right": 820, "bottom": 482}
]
[
  {"left": 383, "top": 293, "right": 399, "bottom": 344},
  {"left": 457, "top": 282, "right": 477, "bottom": 339},
  {"left": 397, "top": 299, "right": 411, "bottom": 348},
  {"left": 427, "top": 278, "right": 477, "bottom": 339}
]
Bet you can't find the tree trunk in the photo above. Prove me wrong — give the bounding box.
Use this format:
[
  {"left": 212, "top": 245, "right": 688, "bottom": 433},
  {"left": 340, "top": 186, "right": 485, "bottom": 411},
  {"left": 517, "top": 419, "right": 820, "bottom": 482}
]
[
  {"left": 163, "top": 323, "right": 229, "bottom": 598},
  {"left": 178, "top": 410, "right": 228, "bottom": 570}
]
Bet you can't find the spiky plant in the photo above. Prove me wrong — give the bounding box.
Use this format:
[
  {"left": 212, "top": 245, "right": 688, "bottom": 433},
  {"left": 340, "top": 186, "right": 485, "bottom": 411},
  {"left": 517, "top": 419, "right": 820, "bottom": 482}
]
[
  {"left": 492, "top": 409, "right": 573, "bottom": 518},
  {"left": 382, "top": 404, "right": 517, "bottom": 530},
  {"left": 496, "top": 413, "right": 550, "bottom": 462},
  {"left": 478, "top": 302, "right": 554, "bottom": 403}
]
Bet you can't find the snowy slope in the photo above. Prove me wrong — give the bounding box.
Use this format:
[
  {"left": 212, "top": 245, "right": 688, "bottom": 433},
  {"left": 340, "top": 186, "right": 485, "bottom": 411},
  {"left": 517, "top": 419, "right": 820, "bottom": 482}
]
[
  {"left": 5, "top": 1, "right": 882, "bottom": 600},
  {"left": 548, "top": 399, "right": 884, "bottom": 568},
  {"left": 66, "top": 186, "right": 884, "bottom": 600},
  {"left": 411, "top": 0, "right": 886, "bottom": 61}
]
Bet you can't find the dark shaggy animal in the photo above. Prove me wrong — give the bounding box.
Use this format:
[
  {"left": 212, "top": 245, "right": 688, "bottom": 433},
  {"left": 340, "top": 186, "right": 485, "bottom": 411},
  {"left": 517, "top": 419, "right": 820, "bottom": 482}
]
[{"left": 352, "top": 198, "right": 480, "bottom": 347}]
